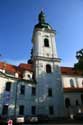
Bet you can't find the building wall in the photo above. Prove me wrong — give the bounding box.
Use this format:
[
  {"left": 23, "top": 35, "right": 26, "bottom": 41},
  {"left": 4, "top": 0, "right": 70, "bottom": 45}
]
[
  {"left": 62, "top": 75, "right": 83, "bottom": 88},
  {"left": 32, "top": 30, "right": 58, "bottom": 58},
  {"left": 0, "top": 70, "right": 83, "bottom": 117},
  {"left": 32, "top": 28, "right": 64, "bottom": 117},
  {"left": 62, "top": 74, "right": 83, "bottom": 117},
  {"left": 0, "top": 75, "right": 16, "bottom": 116}
]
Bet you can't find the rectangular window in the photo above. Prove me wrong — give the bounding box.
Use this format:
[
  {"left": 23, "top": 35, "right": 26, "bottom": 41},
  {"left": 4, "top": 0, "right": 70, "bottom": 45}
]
[
  {"left": 48, "top": 88, "right": 52, "bottom": 96},
  {"left": 81, "top": 94, "right": 83, "bottom": 104},
  {"left": 49, "top": 106, "right": 54, "bottom": 115},
  {"left": 44, "top": 38, "right": 49, "bottom": 47},
  {"left": 2, "top": 105, "right": 8, "bottom": 115},
  {"left": 19, "top": 105, "right": 24, "bottom": 115},
  {"left": 31, "top": 106, "right": 36, "bottom": 115},
  {"left": 20, "top": 85, "right": 25, "bottom": 95},
  {"left": 5, "top": 82, "right": 11, "bottom": 91},
  {"left": 32, "top": 87, "right": 36, "bottom": 96}
]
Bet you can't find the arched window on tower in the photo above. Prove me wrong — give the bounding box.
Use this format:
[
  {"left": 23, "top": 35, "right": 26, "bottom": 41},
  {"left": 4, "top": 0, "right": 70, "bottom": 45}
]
[
  {"left": 70, "top": 79, "right": 74, "bottom": 88},
  {"left": 65, "top": 98, "right": 71, "bottom": 108},
  {"left": 44, "top": 38, "right": 49, "bottom": 47},
  {"left": 46, "top": 64, "right": 51, "bottom": 73}
]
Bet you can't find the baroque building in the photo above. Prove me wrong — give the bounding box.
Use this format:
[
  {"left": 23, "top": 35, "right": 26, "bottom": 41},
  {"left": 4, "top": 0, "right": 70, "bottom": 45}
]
[{"left": 0, "top": 11, "right": 83, "bottom": 118}]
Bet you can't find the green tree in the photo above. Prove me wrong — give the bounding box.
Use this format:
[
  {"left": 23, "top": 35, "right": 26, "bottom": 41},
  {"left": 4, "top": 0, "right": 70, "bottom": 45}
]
[
  {"left": 28, "top": 48, "right": 33, "bottom": 64},
  {"left": 74, "top": 49, "right": 83, "bottom": 71}
]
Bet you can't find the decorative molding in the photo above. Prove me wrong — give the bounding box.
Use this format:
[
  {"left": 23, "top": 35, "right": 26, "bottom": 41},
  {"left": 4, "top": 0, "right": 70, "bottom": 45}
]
[
  {"left": 33, "top": 56, "right": 61, "bottom": 62},
  {"left": 64, "top": 87, "right": 83, "bottom": 92}
]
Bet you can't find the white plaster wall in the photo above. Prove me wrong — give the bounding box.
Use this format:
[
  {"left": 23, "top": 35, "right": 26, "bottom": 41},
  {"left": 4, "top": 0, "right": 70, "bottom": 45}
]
[
  {"left": 0, "top": 76, "right": 16, "bottom": 116},
  {"left": 62, "top": 75, "right": 83, "bottom": 88},
  {"left": 16, "top": 81, "right": 37, "bottom": 115},
  {"left": 32, "top": 27, "right": 64, "bottom": 117},
  {"left": 33, "top": 30, "right": 58, "bottom": 58}
]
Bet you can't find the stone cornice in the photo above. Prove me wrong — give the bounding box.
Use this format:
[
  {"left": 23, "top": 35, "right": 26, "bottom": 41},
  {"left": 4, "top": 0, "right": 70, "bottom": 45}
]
[
  {"left": 64, "top": 87, "right": 83, "bottom": 92},
  {"left": 33, "top": 28, "right": 56, "bottom": 34},
  {"left": 33, "top": 56, "right": 61, "bottom": 62}
]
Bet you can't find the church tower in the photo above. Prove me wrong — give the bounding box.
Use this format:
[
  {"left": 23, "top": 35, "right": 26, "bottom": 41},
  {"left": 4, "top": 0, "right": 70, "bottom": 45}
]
[{"left": 32, "top": 11, "right": 64, "bottom": 116}]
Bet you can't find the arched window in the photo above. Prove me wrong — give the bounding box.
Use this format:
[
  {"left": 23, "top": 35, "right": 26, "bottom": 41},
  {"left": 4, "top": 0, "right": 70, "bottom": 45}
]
[
  {"left": 70, "top": 79, "right": 74, "bottom": 88},
  {"left": 76, "top": 100, "right": 79, "bottom": 106},
  {"left": 46, "top": 64, "right": 51, "bottom": 73},
  {"left": 5, "top": 82, "right": 11, "bottom": 91},
  {"left": 65, "top": 98, "right": 71, "bottom": 108},
  {"left": 44, "top": 38, "right": 49, "bottom": 47}
]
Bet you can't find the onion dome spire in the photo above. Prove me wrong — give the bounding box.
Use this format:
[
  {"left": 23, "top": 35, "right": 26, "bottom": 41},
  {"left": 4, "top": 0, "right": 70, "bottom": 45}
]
[
  {"left": 38, "top": 11, "right": 45, "bottom": 24},
  {"left": 35, "top": 11, "right": 52, "bottom": 30}
]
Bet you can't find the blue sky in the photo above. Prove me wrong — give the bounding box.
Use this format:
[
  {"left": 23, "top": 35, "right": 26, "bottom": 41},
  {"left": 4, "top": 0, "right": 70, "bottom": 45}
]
[{"left": 0, "top": 0, "right": 83, "bottom": 67}]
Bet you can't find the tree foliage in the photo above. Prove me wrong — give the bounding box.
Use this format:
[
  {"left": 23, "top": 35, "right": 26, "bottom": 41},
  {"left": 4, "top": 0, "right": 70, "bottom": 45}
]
[
  {"left": 74, "top": 49, "right": 83, "bottom": 71},
  {"left": 28, "top": 48, "right": 33, "bottom": 64}
]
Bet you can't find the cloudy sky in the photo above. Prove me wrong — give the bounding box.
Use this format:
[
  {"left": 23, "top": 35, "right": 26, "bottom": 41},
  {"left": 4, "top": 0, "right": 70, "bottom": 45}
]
[{"left": 0, "top": 0, "right": 83, "bottom": 67}]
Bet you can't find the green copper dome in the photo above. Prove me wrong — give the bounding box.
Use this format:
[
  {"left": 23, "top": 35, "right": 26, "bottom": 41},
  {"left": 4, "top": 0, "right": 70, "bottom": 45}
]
[{"left": 35, "top": 11, "right": 52, "bottom": 30}]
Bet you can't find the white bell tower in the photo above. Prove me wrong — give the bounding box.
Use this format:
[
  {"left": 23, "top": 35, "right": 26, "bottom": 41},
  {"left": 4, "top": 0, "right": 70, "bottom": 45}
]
[{"left": 32, "top": 11, "right": 64, "bottom": 117}]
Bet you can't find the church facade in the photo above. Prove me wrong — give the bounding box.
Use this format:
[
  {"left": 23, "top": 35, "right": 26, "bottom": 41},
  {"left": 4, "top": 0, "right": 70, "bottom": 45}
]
[{"left": 0, "top": 11, "right": 83, "bottom": 118}]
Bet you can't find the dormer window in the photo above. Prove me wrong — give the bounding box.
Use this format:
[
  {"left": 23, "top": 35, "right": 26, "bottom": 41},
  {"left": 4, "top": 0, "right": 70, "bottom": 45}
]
[
  {"left": 28, "top": 74, "right": 30, "bottom": 78},
  {"left": 23, "top": 71, "right": 32, "bottom": 80},
  {"left": 44, "top": 38, "right": 49, "bottom": 47}
]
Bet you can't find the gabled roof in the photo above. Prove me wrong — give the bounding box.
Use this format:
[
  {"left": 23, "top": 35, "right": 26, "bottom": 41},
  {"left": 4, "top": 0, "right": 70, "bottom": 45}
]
[
  {"left": 18, "top": 63, "right": 32, "bottom": 72},
  {"left": 0, "top": 62, "right": 17, "bottom": 74},
  {"left": 0, "top": 62, "right": 32, "bottom": 78}
]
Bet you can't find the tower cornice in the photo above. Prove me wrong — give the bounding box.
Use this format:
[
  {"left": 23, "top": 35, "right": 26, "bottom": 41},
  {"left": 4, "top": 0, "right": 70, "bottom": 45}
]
[
  {"left": 33, "top": 28, "right": 56, "bottom": 34},
  {"left": 33, "top": 56, "right": 61, "bottom": 62}
]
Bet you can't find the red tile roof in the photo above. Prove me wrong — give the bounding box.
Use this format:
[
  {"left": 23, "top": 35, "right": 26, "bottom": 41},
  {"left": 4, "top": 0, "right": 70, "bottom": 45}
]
[
  {"left": 18, "top": 63, "right": 32, "bottom": 72},
  {"left": 0, "top": 62, "right": 32, "bottom": 78},
  {"left": 61, "top": 66, "right": 83, "bottom": 76},
  {"left": 0, "top": 62, "right": 83, "bottom": 77},
  {"left": 0, "top": 62, "right": 17, "bottom": 74}
]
